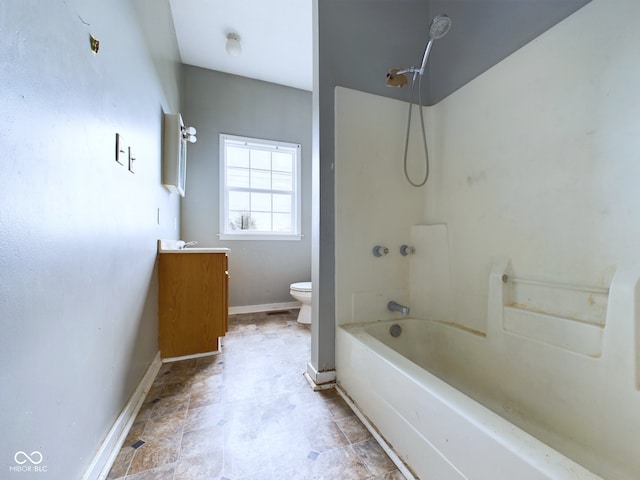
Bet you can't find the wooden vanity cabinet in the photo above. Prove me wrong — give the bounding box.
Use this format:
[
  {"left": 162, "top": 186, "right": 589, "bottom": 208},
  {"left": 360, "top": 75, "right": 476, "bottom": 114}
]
[{"left": 158, "top": 252, "right": 229, "bottom": 358}]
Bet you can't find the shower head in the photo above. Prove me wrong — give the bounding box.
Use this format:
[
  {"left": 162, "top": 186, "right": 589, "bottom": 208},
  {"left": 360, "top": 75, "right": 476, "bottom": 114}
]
[
  {"left": 429, "top": 14, "right": 452, "bottom": 40},
  {"left": 385, "top": 13, "right": 452, "bottom": 83},
  {"left": 417, "top": 14, "right": 451, "bottom": 74}
]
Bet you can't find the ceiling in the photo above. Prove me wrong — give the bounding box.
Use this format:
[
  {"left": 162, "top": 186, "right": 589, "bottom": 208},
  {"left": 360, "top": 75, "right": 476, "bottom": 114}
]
[
  {"left": 169, "top": 0, "right": 591, "bottom": 103},
  {"left": 169, "top": 0, "right": 313, "bottom": 92}
]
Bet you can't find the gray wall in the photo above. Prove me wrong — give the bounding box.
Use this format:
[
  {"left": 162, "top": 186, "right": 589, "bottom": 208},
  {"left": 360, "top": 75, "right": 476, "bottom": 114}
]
[
  {"left": 316, "top": 0, "right": 591, "bottom": 107},
  {"left": 181, "top": 66, "right": 312, "bottom": 308},
  {"left": 311, "top": 0, "right": 432, "bottom": 382},
  {"left": 0, "top": 1, "right": 181, "bottom": 478}
]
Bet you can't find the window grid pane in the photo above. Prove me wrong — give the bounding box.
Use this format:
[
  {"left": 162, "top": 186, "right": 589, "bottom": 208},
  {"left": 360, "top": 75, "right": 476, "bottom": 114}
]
[
  {"left": 250, "top": 211, "right": 271, "bottom": 231},
  {"left": 273, "top": 213, "right": 291, "bottom": 232},
  {"left": 227, "top": 146, "right": 250, "bottom": 168},
  {"left": 227, "top": 167, "right": 250, "bottom": 188},
  {"left": 272, "top": 172, "right": 292, "bottom": 192},
  {"left": 228, "top": 191, "right": 250, "bottom": 211},
  {"left": 250, "top": 169, "right": 271, "bottom": 189},
  {"left": 272, "top": 152, "right": 292, "bottom": 173},
  {"left": 272, "top": 194, "right": 291, "bottom": 213},
  {"left": 250, "top": 149, "right": 271, "bottom": 171}
]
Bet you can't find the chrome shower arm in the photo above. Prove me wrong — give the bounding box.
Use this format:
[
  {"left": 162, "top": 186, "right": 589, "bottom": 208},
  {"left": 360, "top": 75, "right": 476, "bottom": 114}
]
[{"left": 393, "top": 67, "right": 421, "bottom": 77}]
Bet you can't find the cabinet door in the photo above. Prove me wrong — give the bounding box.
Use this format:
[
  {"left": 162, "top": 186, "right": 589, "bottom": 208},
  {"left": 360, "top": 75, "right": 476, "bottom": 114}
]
[
  {"left": 222, "top": 254, "right": 229, "bottom": 335},
  {"left": 159, "top": 253, "right": 227, "bottom": 358}
]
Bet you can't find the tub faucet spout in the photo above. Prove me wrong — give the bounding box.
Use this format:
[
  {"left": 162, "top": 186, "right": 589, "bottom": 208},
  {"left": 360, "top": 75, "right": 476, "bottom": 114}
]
[{"left": 388, "top": 301, "right": 410, "bottom": 316}]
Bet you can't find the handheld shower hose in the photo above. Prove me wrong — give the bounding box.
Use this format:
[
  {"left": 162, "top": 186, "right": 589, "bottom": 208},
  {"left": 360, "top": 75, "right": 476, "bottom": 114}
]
[
  {"left": 403, "top": 71, "right": 430, "bottom": 187},
  {"left": 398, "top": 15, "right": 451, "bottom": 187}
]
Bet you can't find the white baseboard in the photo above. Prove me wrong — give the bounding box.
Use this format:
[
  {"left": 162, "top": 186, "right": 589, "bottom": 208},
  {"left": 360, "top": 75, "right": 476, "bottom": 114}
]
[
  {"left": 82, "top": 352, "right": 162, "bottom": 480},
  {"left": 229, "top": 301, "right": 300, "bottom": 315},
  {"left": 162, "top": 350, "right": 220, "bottom": 363},
  {"left": 304, "top": 372, "right": 336, "bottom": 391},
  {"left": 305, "top": 361, "right": 336, "bottom": 389},
  {"left": 336, "top": 385, "right": 417, "bottom": 480}
]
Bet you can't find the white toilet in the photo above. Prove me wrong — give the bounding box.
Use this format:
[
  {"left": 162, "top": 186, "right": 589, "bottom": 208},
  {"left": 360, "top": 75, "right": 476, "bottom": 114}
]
[{"left": 289, "top": 282, "right": 312, "bottom": 324}]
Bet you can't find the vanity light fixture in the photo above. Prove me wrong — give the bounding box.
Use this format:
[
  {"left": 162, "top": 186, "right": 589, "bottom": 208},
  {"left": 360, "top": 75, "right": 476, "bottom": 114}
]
[{"left": 182, "top": 125, "right": 197, "bottom": 144}]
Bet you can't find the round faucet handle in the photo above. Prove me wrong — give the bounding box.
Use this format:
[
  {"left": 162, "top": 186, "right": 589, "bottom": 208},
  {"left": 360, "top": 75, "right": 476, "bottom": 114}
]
[
  {"left": 372, "top": 246, "right": 389, "bottom": 257},
  {"left": 400, "top": 245, "right": 415, "bottom": 256}
]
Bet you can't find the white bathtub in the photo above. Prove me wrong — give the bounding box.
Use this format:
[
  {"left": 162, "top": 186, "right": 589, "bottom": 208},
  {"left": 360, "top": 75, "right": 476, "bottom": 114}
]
[{"left": 336, "top": 318, "right": 604, "bottom": 480}]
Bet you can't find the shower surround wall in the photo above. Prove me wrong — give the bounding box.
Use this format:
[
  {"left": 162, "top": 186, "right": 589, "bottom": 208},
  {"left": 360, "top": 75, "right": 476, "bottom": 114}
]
[
  {"left": 423, "top": 0, "right": 640, "bottom": 334},
  {"left": 335, "top": 0, "right": 640, "bottom": 477},
  {"left": 335, "top": 87, "right": 427, "bottom": 325}
]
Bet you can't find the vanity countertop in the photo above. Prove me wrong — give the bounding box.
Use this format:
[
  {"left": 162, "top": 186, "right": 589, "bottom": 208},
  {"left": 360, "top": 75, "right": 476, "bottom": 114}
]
[{"left": 158, "top": 239, "right": 230, "bottom": 254}]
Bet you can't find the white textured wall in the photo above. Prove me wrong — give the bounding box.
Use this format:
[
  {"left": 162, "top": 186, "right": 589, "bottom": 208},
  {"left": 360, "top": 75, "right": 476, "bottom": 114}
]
[
  {"left": 422, "top": 0, "right": 640, "bottom": 333},
  {"left": 0, "top": 1, "right": 181, "bottom": 478},
  {"left": 335, "top": 87, "right": 426, "bottom": 325}
]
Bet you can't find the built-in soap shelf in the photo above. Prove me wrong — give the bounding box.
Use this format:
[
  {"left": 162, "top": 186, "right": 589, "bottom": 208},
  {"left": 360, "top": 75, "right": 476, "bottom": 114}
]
[{"left": 501, "top": 274, "right": 609, "bottom": 357}]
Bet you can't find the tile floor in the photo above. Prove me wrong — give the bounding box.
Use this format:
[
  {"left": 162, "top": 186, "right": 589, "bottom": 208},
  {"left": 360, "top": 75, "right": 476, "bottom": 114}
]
[{"left": 107, "top": 310, "right": 407, "bottom": 480}]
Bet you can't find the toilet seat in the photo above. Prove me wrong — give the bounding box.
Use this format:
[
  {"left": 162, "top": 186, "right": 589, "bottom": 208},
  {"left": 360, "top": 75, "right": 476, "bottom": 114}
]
[{"left": 290, "top": 282, "right": 312, "bottom": 293}]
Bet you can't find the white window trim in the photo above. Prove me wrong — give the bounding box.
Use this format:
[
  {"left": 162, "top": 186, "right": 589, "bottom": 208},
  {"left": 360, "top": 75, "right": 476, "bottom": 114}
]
[{"left": 219, "top": 133, "right": 302, "bottom": 241}]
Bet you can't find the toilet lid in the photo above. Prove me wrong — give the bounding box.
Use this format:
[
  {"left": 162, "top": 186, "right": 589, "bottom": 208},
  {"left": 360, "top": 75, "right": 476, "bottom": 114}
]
[{"left": 290, "top": 282, "right": 312, "bottom": 292}]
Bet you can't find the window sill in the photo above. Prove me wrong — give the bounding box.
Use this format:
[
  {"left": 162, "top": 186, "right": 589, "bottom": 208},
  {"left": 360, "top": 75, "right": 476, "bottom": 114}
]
[{"left": 218, "top": 233, "right": 303, "bottom": 241}]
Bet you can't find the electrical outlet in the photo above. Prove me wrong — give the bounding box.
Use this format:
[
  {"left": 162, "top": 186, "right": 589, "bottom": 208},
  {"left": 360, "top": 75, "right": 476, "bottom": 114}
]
[
  {"left": 115, "top": 133, "right": 126, "bottom": 165},
  {"left": 128, "top": 146, "right": 136, "bottom": 173}
]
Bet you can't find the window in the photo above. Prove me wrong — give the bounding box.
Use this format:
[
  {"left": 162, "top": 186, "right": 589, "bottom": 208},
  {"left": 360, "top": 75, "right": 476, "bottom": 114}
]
[{"left": 220, "top": 134, "right": 301, "bottom": 240}]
